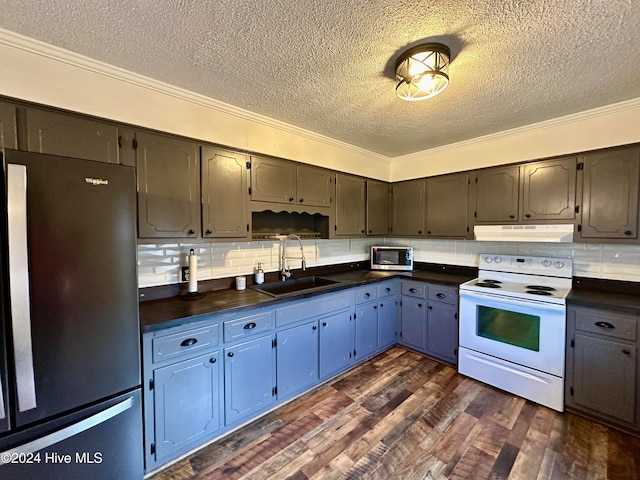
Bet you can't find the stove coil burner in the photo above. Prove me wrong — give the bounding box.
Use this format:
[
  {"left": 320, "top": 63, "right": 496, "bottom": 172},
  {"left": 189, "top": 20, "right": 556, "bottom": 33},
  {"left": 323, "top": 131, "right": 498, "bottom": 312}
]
[
  {"left": 526, "top": 290, "right": 553, "bottom": 296},
  {"left": 475, "top": 279, "right": 502, "bottom": 288},
  {"left": 526, "top": 285, "right": 556, "bottom": 292}
]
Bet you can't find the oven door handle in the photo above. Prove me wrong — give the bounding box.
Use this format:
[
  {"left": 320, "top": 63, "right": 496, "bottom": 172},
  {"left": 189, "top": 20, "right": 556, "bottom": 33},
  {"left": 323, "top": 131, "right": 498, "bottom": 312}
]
[{"left": 459, "top": 290, "right": 566, "bottom": 312}]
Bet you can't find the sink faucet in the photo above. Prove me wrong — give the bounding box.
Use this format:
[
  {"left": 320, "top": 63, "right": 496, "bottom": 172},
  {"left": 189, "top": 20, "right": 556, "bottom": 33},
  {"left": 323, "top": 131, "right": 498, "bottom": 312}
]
[{"left": 278, "top": 234, "right": 306, "bottom": 281}]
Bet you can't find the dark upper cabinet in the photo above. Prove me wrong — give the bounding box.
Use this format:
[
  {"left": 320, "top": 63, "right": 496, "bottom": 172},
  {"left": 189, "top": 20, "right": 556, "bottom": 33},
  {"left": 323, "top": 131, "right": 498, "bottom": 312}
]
[
  {"left": 579, "top": 146, "right": 640, "bottom": 240},
  {"left": 366, "top": 180, "right": 390, "bottom": 236},
  {"left": 24, "top": 107, "right": 135, "bottom": 165},
  {"left": 201, "top": 147, "right": 250, "bottom": 239},
  {"left": 335, "top": 173, "right": 366, "bottom": 236},
  {"left": 391, "top": 179, "right": 425, "bottom": 236},
  {"left": 137, "top": 131, "right": 200, "bottom": 238},
  {"left": 521, "top": 156, "right": 577, "bottom": 221},
  {"left": 0, "top": 101, "right": 17, "bottom": 149},
  {"left": 250, "top": 157, "right": 332, "bottom": 208},
  {"left": 470, "top": 165, "right": 520, "bottom": 223},
  {"left": 426, "top": 172, "right": 468, "bottom": 238}
]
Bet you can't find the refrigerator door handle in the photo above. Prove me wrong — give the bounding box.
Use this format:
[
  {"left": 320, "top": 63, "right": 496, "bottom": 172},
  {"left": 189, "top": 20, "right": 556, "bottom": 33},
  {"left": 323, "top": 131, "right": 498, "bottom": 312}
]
[
  {"left": 0, "top": 396, "right": 134, "bottom": 464},
  {"left": 0, "top": 374, "right": 5, "bottom": 420},
  {"left": 7, "top": 164, "right": 37, "bottom": 412}
]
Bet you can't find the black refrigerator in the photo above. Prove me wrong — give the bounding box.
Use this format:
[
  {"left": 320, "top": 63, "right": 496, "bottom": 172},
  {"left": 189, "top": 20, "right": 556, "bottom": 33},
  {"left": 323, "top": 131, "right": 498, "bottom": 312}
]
[{"left": 0, "top": 150, "right": 143, "bottom": 479}]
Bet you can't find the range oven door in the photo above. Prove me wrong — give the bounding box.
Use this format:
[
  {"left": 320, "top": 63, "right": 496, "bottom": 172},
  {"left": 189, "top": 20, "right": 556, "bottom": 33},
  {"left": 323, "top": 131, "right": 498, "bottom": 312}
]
[{"left": 458, "top": 290, "right": 566, "bottom": 376}]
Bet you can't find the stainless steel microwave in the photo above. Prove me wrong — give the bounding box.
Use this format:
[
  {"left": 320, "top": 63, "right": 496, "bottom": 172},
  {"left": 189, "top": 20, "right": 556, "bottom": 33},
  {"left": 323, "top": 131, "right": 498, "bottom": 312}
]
[{"left": 370, "top": 246, "right": 413, "bottom": 271}]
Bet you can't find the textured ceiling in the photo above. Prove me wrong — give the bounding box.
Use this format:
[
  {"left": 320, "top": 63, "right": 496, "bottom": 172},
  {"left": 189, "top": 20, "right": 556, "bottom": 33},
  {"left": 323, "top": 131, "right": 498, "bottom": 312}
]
[{"left": 1, "top": 0, "right": 639, "bottom": 157}]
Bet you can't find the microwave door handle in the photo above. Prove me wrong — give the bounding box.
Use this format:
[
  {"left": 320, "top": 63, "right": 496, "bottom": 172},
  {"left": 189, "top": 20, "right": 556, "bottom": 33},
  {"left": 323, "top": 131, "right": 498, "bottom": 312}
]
[{"left": 7, "top": 164, "right": 37, "bottom": 412}]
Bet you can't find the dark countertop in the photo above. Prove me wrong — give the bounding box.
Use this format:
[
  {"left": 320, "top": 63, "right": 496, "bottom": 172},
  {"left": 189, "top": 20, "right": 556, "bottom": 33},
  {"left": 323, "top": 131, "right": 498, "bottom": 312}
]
[
  {"left": 567, "top": 276, "right": 640, "bottom": 313},
  {"left": 139, "top": 268, "right": 476, "bottom": 333}
]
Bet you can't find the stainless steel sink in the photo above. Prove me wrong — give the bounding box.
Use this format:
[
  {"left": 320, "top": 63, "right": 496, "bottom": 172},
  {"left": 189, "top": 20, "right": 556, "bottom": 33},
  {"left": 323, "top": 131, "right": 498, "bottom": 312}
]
[{"left": 250, "top": 276, "right": 341, "bottom": 297}]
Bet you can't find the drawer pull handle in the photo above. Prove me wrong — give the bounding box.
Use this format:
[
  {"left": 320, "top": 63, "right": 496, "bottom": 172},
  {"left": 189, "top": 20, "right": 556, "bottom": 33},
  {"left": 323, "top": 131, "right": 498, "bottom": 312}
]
[
  {"left": 409, "top": 288, "right": 417, "bottom": 293},
  {"left": 322, "top": 322, "right": 327, "bottom": 327},
  {"left": 417, "top": 303, "right": 423, "bottom": 308},
  {"left": 436, "top": 293, "right": 446, "bottom": 299},
  {"left": 180, "top": 338, "right": 198, "bottom": 347},
  {"left": 244, "top": 322, "right": 257, "bottom": 330},
  {"left": 209, "top": 358, "right": 217, "bottom": 364},
  {"left": 380, "top": 303, "right": 384, "bottom": 308},
  {"left": 374, "top": 305, "right": 378, "bottom": 310},
  {"left": 312, "top": 326, "right": 317, "bottom": 331},
  {"left": 622, "top": 349, "right": 631, "bottom": 355},
  {"left": 228, "top": 352, "right": 234, "bottom": 357},
  {"left": 385, "top": 287, "right": 391, "bottom": 293},
  {"left": 364, "top": 293, "right": 370, "bottom": 298},
  {"left": 594, "top": 321, "right": 615, "bottom": 329}
]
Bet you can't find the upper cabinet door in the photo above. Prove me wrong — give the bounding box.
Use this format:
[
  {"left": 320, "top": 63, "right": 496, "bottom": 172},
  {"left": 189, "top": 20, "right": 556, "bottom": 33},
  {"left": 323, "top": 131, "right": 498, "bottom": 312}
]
[
  {"left": 366, "top": 180, "right": 390, "bottom": 236},
  {"left": 580, "top": 146, "right": 640, "bottom": 239},
  {"left": 25, "top": 107, "right": 121, "bottom": 163},
  {"left": 426, "top": 172, "right": 468, "bottom": 238},
  {"left": 471, "top": 165, "right": 520, "bottom": 223},
  {"left": 521, "top": 157, "right": 577, "bottom": 221},
  {"left": 201, "top": 147, "right": 249, "bottom": 239},
  {"left": 137, "top": 132, "right": 200, "bottom": 238},
  {"left": 296, "top": 165, "right": 333, "bottom": 208},
  {"left": 335, "top": 173, "right": 366, "bottom": 236},
  {"left": 391, "top": 179, "right": 425, "bottom": 236},
  {"left": 0, "top": 101, "right": 17, "bottom": 150},
  {"left": 250, "top": 156, "right": 296, "bottom": 204}
]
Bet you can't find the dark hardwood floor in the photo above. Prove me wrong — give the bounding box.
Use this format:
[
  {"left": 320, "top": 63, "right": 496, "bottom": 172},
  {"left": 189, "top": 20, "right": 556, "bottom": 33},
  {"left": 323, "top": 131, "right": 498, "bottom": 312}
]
[{"left": 149, "top": 347, "right": 640, "bottom": 480}]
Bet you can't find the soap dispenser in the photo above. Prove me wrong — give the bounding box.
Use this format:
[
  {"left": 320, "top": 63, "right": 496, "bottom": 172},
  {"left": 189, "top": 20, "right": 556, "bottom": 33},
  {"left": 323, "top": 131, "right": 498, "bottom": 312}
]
[{"left": 254, "top": 262, "right": 265, "bottom": 284}]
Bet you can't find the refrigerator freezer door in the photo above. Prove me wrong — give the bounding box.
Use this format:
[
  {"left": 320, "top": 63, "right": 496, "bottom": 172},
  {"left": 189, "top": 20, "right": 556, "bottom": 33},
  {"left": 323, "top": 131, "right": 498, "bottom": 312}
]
[{"left": 4, "top": 151, "right": 140, "bottom": 428}]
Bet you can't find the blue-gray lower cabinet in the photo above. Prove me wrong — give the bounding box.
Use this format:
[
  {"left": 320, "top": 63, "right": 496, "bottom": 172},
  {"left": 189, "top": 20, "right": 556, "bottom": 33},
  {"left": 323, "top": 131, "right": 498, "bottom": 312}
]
[
  {"left": 224, "top": 334, "right": 275, "bottom": 426},
  {"left": 276, "top": 321, "right": 319, "bottom": 400},
  {"left": 426, "top": 301, "right": 458, "bottom": 364},
  {"left": 319, "top": 310, "right": 354, "bottom": 379},
  {"left": 377, "top": 295, "right": 397, "bottom": 349},
  {"left": 355, "top": 302, "right": 378, "bottom": 360},
  {"left": 153, "top": 350, "right": 221, "bottom": 461},
  {"left": 400, "top": 295, "right": 427, "bottom": 352}
]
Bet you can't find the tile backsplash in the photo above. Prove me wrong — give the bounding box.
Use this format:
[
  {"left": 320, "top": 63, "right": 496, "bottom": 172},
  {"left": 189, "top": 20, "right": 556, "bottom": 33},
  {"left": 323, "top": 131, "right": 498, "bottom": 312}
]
[{"left": 138, "top": 238, "right": 640, "bottom": 288}]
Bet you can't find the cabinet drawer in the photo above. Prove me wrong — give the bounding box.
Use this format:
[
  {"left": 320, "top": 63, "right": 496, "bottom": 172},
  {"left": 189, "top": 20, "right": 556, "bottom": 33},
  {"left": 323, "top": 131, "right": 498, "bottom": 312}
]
[
  {"left": 152, "top": 324, "right": 220, "bottom": 364},
  {"left": 276, "top": 292, "right": 352, "bottom": 328},
  {"left": 574, "top": 309, "right": 637, "bottom": 341},
  {"left": 428, "top": 285, "right": 457, "bottom": 305},
  {"left": 378, "top": 281, "right": 398, "bottom": 298},
  {"left": 355, "top": 285, "right": 378, "bottom": 304},
  {"left": 224, "top": 310, "right": 274, "bottom": 343},
  {"left": 401, "top": 282, "right": 426, "bottom": 299}
]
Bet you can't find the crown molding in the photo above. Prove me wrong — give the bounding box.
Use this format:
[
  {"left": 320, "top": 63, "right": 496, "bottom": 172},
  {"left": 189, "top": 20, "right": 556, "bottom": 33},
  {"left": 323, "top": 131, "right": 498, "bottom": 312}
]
[
  {"left": 391, "top": 97, "right": 640, "bottom": 164},
  {"left": 0, "top": 28, "right": 391, "bottom": 165}
]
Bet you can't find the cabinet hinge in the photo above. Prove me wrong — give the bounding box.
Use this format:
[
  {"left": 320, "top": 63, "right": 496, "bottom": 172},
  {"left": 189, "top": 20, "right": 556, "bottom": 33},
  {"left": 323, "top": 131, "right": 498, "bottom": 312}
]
[
  {"left": 132, "top": 138, "right": 138, "bottom": 149},
  {"left": 272, "top": 338, "right": 277, "bottom": 348},
  {"left": 454, "top": 348, "right": 458, "bottom": 356},
  {"left": 272, "top": 386, "right": 277, "bottom": 396},
  {"left": 149, "top": 379, "right": 154, "bottom": 390},
  {"left": 570, "top": 338, "right": 575, "bottom": 348},
  {"left": 248, "top": 187, "right": 252, "bottom": 195},
  {"left": 334, "top": 225, "right": 337, "bottom": 231},
  {"left": 577, "top": 162, "right": 584, "bottom": 171},
  {"left": 246, "top": 161, "right": 251, "bottom": 169},
  {"left": 474, "top": 211, "right": 477, "bottom": 218},
  {"left": 577, "top": 224, "right": 582, "bottom": 232},
  {"left": 475, "top": 177, "right": 478, "bottom": 183},
  {"left": 570, "top": 387, "right": 574, "bottom": 396},
  {"left": 117, "top": 135, "right": 123, "bottom": 148},
  {"left": 466, "top": 226, "right": 469, "bottom": 233},
  {"left": 575, "top": 205, "right": 580, "bottom": 214},
  {"left": 247, "top": 223, "right": 250, "bottom": 232},
  {"left": 150, "top": 443, "right": 155, "bottom": 455},
  {"left": 353, "top": 313, "right": 357, "bottom": 320}
]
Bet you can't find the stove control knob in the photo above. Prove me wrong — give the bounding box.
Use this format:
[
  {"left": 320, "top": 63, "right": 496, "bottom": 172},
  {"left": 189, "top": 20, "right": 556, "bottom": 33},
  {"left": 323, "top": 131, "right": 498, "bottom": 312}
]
[
  {"left": 542, "top": 260, "right": 552, "bottom": 267},
  {"left": 554, "top": 261, "right": 564, "bottom": 268},
  {"left": 493, "top": 256, "right": 502, "bottom": 263},
  {"left": 485, "top": 256, "right": 493, "bottom": 263}
]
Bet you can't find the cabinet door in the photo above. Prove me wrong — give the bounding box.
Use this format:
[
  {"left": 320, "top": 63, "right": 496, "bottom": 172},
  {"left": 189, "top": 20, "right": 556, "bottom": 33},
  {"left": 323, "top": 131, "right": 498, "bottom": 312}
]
[
  {"left": 367, "top": 180, "right": 390, "bottom": 236},
  {"left": 276, "top": 321, "right": 318, "bottom": 400},
  {"left": 25, "top": 107, "right": 121, "bottom": 163},
  {"left": 319, "top": 310, "right": 353, "bottom": 379},
  {"left": 0, "top": 101, "right": 17, "bottom": 149},
  {"left": 471, "top": 166, "right": 520, "bottom": 223},
  {"left": 580, "top": 146, "right": 640, "bottom": 239},
  {"left": 400, "top": 296, "right": 427, "bottom": 352},
  {"left": 201, "top": 147, "right": 249, "bottom": 239},
  {"left": 426, "top": 302, "right": 458, "bottom": 364},
  {"left": 137, "top": 132, "right": 200, "bottom": 238},
  {"left": 391, "top": 179, "right": 426, "bottom": 236},
  {"left": 572, "top": 334, "right": 636, "bottom": 423},
  {"left": 377, "top": 297, "right": 397, "bottom": 350},
  {"left": 355, "top": 302, "right": 378, "bottom": 360},
  {"left": 521, "top": 157, "right": 576, "bottom": 221},
  {"left": 335, "top": 173, "right": 366, "bottom": 236},
  {"left": 426, "top": 172, "right": 468, "bottom": 238},
  {"left": 297, "top": 165, "right": 333, "bottom": 208},
  {"left": 153, "top": 351, "right": 221, "bottom": 460},
  {"left": 250, "top": 156, "right": 296, "bottom": 204},
  {"left": 224, "top": 335, "right": 275, "bottom": 425}
]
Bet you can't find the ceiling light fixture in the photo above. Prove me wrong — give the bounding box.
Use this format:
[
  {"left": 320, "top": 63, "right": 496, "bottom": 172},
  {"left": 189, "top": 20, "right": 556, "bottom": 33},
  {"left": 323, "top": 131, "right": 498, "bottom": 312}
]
[{"left": 395, "top": 43, "right": 451, "bottom": 101}]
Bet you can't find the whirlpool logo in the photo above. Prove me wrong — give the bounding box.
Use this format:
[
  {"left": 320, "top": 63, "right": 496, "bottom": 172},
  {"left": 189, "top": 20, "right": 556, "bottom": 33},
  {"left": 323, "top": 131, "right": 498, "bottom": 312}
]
[{"left": 85, "top": 177, "right": 109, "bottom": 186}]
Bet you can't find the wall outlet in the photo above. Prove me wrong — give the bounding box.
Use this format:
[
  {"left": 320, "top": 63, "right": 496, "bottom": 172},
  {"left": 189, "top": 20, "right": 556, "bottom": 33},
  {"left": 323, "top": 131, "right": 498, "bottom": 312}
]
[{"left": 181, "top": 266, "right": 189, "bottom": 282}]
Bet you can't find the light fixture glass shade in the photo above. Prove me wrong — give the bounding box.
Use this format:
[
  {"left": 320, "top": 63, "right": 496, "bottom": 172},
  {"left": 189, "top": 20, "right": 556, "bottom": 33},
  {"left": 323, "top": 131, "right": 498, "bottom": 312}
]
[{"left": 395, "top": 43, "right": 450, "bottom": 101}]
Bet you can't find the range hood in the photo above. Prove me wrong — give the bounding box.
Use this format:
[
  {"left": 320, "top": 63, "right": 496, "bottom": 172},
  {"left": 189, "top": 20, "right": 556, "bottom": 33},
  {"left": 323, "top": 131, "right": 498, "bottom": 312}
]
[{"left": 474, "top": 224, "right": 575, "bottom": 243}]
